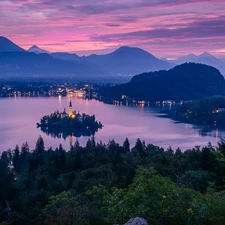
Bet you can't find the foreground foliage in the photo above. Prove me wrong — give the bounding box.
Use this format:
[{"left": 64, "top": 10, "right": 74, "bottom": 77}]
[{"left": 1, "top": 136, "right": 225, "bottom": 225}]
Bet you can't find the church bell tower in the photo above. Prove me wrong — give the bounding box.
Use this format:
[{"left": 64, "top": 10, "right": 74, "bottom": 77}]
[{"left": 68, "top": 99, "right": 73, "bottom": 117}]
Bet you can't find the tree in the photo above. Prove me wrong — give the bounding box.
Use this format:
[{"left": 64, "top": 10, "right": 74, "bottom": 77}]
[
  {"left": 34, "top": 136, "right": 45, "bottom": 155},
  {"left": 134, "top": 138, "right": 143, "bottom": 152},
  {"left": 133, "top": 138, "right": 146, "bottom": 157},
  {"left": 123, "top": 137, "right": 130, "bottom": 152},
  {"left": 91, "top": 136, "right": 96, "bottom": 148},
  {"left": 38, "top": 176, "right": 47, "bottom": 190},
  {"left": 75, "top": 151, "right": 82, "bottom": 170},
  {"left": 21, "top": 142, "right": 30, "bottom": 160},
  {"left": 43, "top": 192, "right": 87, "bottom": 225},
  {"left": 74, "top": 139, "right": 80, "bottom": 149},
  {"left": 166, "top": 146, "right": 174, "bottom": 155},
  {"left": 1, "top": 151, "right": 10, "bottom": 164},
  {"left": 175, "top": 148, "right": 182, "bottom": 156},
  {"left": 6, "top": 150, "right": 12, "bottom": 164},
  {"left": 86, "top": 139, "right": 92, "bottom": 149},
  {"left": 58, "top": 144, "right": 66, "bottom": 169},
  {"left": 218, "top": 138, "right": 225, "bottom": 156},
  {"left": 200, "top": 147, "right": 212, "bottom": 170},
  {"left": 89, "top": 167, "right": 209, "bottom": 225},
  {"left": 13, "top": 145, "right": 20, "bottom": 172}
]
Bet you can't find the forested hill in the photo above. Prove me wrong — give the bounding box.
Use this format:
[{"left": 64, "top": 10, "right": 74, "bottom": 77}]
[
  {"left": 99, "top": 63, "right": 225, "bottom": 101},
  {"left": 1, "top": 136, "right": 225, "bottom": 224}
]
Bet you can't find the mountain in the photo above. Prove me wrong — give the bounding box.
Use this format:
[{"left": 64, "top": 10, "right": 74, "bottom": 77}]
[
  {"left": 176, "top": 53, "right": 198, "bottom": 63},
  {"left": 220, "top": 58, "right": 225, "bottom": 63},
  {"left": 170, "top": 52, "right": 225, "bottom": 75},
  {"left": 0, "top": 51, "right": 106, "bottom": 77},
  {"left": 51, "top": 52, "right": 81, "bottom": 61},
  {"left": 99, "top": 63, "right": 225, "bottom": 101},
  {"left": 0, "top": 36, "right": 25, "bottom": 52},
  {"left": 28, "top": 45, "right": 49, "bottom": 54},
  {"left": 85, "top": 46, "right": 174, "bottom": 76}
]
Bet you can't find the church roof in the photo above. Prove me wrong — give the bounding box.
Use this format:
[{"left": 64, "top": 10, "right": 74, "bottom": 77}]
[{"left": 69, "top": 99, "right": 72, "bottom": 107}]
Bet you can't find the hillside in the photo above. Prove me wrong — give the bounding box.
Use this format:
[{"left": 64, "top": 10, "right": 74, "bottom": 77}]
[
  {"left": 1, "top": 136, "right": 225, "bottom": 224},
  {"left": 99, "top": 63, "right": 225, "bottom": 101},
  {"left": 51, "top": 52, "right": 80, "bottom": 61},
  {"left": 0, "top": 51, "right": 105, "bottom": 77}
]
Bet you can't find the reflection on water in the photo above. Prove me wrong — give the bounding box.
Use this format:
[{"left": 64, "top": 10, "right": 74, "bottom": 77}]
[
  {"left": 0, "top": 96, "right": 225, "bottom": 152},
  {"left": 39, "top": 126, "right": 98, "bottom": 140}
]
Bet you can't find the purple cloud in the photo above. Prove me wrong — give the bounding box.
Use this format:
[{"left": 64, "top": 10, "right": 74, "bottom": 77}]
[{"left": 0, "top": 0, "right": 225, "bottom": 57}]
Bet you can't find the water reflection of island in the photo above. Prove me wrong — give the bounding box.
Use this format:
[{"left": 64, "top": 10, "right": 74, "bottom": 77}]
[
  {"left": 37, "top": 99, "right": 103, "bottom": 140},
  {"left": 39, "top": 126, "right": 99, "bottom": 139}
]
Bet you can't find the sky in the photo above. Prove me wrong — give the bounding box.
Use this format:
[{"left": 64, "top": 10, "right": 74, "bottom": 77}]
[{"left": 0, "top": 0, "right": 225, "bottom": 58}]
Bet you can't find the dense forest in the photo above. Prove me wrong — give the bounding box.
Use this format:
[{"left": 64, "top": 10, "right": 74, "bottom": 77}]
[
  {"left": 98, "top": 63, "right": 225, "bottom": 102},
  {"left": 1, "top": 136, "right": 225, "bottom": 225}
]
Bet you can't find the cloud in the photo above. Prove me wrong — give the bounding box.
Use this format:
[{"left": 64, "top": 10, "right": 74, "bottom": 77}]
[
  {"left": 90, "top": 16, "right": 225, "bottom": 42},
  {"left": 1, "top": 0, "right": 225, "bottom": 57},
  {"left": 103, "top": 23, "right": 121, "bottom": 27},
  {"left": 65, "top": 39, "right": 88, "bottom": 43}
]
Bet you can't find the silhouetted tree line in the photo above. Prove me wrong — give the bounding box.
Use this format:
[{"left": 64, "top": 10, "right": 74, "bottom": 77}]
[{"left": 1, "top": 136, "right": 225, "bottom": 224}]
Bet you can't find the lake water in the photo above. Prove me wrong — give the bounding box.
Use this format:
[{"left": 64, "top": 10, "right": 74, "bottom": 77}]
[{"left": 0, "top": 96, "right": 224, "bottom": 153}]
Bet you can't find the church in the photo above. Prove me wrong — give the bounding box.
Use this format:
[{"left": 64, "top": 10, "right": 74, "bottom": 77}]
[{"left": 61, "top": 100, "right": 76, "bottom": 118}]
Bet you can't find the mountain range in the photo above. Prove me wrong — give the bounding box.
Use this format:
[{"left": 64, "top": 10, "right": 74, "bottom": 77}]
[
  {"left": 0, "top": 36, "right": 174, "bottom": 78},
  {"left": 164, "top": 52, "right": 225, "bottom": 75},
  {"left": 0, "top": 36, "right": 225, "bottom": 78}
]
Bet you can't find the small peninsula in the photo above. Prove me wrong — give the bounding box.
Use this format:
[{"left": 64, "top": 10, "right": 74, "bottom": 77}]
[
  {"left": 37, "top": 100, "right": 103, "bottom": 137},
  {"left": 174, "top": 96, "right": 225, "bottom": 128}
]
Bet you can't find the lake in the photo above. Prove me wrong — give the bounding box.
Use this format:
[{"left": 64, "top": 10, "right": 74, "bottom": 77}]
[{"left": 0, "top": 96, "right": 224, "bottom": 153}]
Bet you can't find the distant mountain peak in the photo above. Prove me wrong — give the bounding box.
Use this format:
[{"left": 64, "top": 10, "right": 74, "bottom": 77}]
[
  {"left": 187, "top": 53, "right": 197, "bottom": 57},
  {"left": 174, "top": 51, "right": 225, "bottom": 76},
  {"left": 86, "top": 45, "right": 174, "bottom": 75},
  {"left": 31, "top": 45, "right": 38, "bottom": 48},
  {"left": 116, "top": 46, "right": 139, "bottom": 51},
  {"left": 115, "top": 46, "right": 150, "bottom": 53},
  {"left": 0, "top": 36, "right": 8, "bottom": 40},
  {"left": 28, "top": 45, "right": 49, "bottom": 54},
  {"left": 199, "top": 52, "right": 214, "bottom": 58},
  {"left": 111, "top": 46, "right": 156, "bottom": 59},
  {"left": 117, "top": 46, "right": 131, "bottom": 49}
]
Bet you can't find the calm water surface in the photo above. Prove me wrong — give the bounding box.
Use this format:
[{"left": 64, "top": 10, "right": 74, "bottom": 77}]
[{"left": 0, "top": 96, "right": 224, "bottom": 153}]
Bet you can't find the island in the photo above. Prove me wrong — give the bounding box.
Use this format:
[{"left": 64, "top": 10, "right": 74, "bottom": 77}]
[{"left": 37, "top": 100, "right": 103, "bottom": 138}]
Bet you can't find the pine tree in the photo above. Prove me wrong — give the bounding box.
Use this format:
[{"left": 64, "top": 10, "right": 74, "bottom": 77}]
[
  {"left": 34, "top": 135, "right": 45, "bottom": 154},
  {"left": 21, "top": 142, "right": 30, "bottom": 160},
  {"left": 123, "top": 137, "right": 130, "bottom": 152},
  {"left": 13, "top": 145, "right": 20, "bottom": 172}
]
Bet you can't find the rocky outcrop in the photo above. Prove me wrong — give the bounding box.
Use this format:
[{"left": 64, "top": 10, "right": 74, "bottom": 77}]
[{"left": 123, "top": 217, "right": 148, "bottom": 225}]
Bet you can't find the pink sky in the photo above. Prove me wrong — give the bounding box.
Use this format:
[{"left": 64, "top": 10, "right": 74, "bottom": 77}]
[{"left": 1, "top": 0, "right": 225, "bottom": 58}]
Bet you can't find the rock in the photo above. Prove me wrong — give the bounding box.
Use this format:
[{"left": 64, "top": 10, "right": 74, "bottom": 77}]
[{"left": 123, "top": 217, "right": 148, "bottom": 225}]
